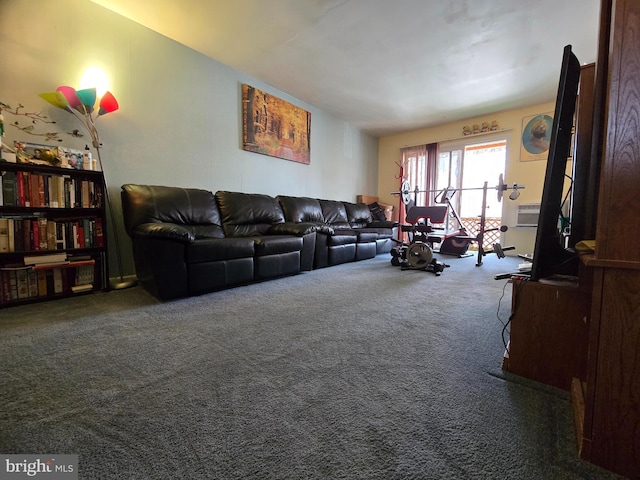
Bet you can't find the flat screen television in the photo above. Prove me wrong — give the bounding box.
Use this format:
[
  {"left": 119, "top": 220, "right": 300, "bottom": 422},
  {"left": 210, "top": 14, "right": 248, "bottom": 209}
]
[{"left": 530, "top": 45, "right": 582, "bottom": 281}]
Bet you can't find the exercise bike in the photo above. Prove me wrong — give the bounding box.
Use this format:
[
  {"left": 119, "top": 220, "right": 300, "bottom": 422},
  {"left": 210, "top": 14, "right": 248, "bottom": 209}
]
[
  {"left": 389, "top": 205, "right": 450, "bottom": 276},
  {"left": 433, "top": 186, "right": 514, "bottom": 266}
]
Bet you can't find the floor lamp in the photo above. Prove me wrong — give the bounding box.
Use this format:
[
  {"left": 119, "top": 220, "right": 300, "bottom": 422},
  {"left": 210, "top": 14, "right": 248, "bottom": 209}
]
[{"left": 40, "top": 87, "right": 136, "bottom": 289}]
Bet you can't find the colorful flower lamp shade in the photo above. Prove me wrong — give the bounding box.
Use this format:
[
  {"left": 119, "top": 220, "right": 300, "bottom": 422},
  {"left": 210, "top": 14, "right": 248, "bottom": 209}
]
[
  {"left": 40, "top": 86, "right": 134, "bottom": 290},
  {"left": 40, "top": 86, "right": 119, "bottom": 150},
  {"left": 39, "top": 91, "right": 74, "bottom": 113},
  {"left": 56, "top": 86, "right": 82, "bottom": 109},
  {"left": 98, "top": 91, "right": 119, "bottom": 116},
  {"left": 74, "top": 88, "right": 97, "bottom": 114}
]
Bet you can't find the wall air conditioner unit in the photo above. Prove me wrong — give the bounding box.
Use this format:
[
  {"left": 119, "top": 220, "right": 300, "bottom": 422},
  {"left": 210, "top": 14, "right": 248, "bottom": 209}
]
[{"left": 516, "top": 203, "right": 541, "bottom": 227}]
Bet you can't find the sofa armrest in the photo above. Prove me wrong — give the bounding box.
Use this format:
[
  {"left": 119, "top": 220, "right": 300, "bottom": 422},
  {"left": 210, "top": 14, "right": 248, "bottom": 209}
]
[
  {"left": 368, "top": 220, "right": 399, "bottom": 228},
  {"left": 132, "top": 223, "right": 196, "bottom": 243},
  {"left": 269, "top": 222, "right": 318, "bottom": 236}
]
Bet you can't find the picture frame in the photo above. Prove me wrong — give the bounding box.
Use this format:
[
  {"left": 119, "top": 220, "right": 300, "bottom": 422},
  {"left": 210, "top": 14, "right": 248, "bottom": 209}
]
[
  {"left": 242, "top": 84, "right": 311, "bottom": 164},
  {"left": 520, "top": 113, "right": 553, "bottom": 162}
]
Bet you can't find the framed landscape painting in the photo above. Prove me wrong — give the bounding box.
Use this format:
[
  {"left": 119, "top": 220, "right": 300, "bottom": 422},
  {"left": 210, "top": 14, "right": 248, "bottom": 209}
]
[{"left": 242, "top": 84, "right": 311, "bottom": 164}]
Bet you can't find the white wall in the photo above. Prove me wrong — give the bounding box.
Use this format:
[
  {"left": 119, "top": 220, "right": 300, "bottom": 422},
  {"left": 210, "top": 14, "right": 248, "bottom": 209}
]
[
  {"left": 377, "top": 102, "right": 557, "bottom": 255},
  {"left": 0, "top": 0, "right": 379, "bottom": 277}
]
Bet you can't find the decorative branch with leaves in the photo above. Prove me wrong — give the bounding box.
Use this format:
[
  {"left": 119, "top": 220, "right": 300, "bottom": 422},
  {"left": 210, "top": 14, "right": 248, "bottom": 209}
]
[{"left": 0, "top": 100, "right": 68, "bottom": 142}]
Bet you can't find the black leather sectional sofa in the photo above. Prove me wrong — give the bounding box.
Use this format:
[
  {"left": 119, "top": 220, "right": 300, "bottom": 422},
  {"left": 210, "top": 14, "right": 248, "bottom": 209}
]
[{"left": 120, "top": 184, "right": 397, "bottom": 300}]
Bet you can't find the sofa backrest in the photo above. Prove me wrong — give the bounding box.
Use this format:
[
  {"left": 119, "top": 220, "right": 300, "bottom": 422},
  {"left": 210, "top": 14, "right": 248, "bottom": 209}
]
[
  {"left": 121, "top": 184, "right": 225, "bottom": 238},
  {"left": 344, "top": 202, "right": 374, "bottom": 228},
  {"left": 216, "top": 191, "right": 285, "bottom": 237},
  {"left": 277, "top": 196, "right": 325, "bottom": 224},
  {"left": 319, "top": 200, "right": 351, "bottom": 229}
]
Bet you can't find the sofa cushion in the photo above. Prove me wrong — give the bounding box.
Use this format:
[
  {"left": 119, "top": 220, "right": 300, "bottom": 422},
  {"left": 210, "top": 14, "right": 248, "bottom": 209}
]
[
  {"left": 345, "top": 202, "right": 374, "bottom": 228},
  {"left": 122, "top": 184, "right": 225, "bottom": 239},
  {"left": 326, "top": 232, "right": 357, "bottom": 246},
  {"left": 216, "top": 191, "right": 285, "bottom": 237},
  {"left": 277, "top": 196, "right": 325, "bottom": 223},
  {"left": 319, "top": 200, "right": 351, "bottom": 229},
  {"left": 356, "top": 231, "right": 378, "bottom": 243},
  {"left": 358, "top": 227, "right": 394, "bottom": 239},
  {"left": 252, "top": 235, "right": 303, "bottom": 256},
  {"left": 186, "top": 237, "right": 255, "bottom": 263}
]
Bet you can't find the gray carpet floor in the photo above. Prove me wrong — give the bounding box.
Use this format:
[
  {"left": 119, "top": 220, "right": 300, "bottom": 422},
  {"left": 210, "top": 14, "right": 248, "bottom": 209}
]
[{"left": 0, "top": 253, "right": 626, "bottom": 479}]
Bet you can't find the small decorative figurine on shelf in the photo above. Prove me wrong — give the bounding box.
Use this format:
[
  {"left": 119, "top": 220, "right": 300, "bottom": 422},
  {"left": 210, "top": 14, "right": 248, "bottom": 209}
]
[{"left": 462, "top": 120, "right": 500, "bottom": 137}]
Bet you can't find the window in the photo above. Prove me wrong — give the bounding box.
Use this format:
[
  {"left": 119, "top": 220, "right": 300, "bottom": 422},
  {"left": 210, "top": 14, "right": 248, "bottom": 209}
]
[
  {"left": 438, "top": 136, "right": 508, "bottom": 243},
  {"left": 436, "top": 149, "right": 462, "bottom": 229},
  {"left": 403, "top": 147, "right": 428, "bottom": 207},
  {"left": 401, "top": 136, "right": 507, "bottom": 240}
]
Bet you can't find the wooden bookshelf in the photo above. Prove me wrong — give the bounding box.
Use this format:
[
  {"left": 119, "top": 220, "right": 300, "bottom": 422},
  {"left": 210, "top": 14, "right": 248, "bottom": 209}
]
[{"left": 0, "top": 161, "right": 109, "bottom": 307}]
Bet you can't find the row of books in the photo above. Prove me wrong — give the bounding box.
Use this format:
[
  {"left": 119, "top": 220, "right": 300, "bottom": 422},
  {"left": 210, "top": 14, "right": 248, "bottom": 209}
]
[
  {"left": 0, "top": 170, "right": 103, "bottom": 208},
  {"left": 0, "top": 261, "right": 95, "bottom": 303},
  {"left": 0, "top": 216, "right": 104, "bottom": 253}
]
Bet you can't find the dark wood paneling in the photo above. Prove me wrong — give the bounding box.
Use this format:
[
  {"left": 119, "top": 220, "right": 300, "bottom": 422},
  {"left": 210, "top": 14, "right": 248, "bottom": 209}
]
[{"left": 596, "top": 0, "right": 640, "bottom": 262}]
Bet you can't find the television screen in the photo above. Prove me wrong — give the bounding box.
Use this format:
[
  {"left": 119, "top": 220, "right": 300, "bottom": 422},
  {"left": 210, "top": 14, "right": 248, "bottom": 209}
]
[{"left": 530, "top": 45, "right": 582, "bottom": 281}]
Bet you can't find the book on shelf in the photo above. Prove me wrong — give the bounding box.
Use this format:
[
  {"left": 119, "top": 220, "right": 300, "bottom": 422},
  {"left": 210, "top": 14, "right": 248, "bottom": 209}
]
[
  {"left": 70, "top": 283, "right": 93, "bottom": 294},
  {"left": 0, "top": 267, "right": 40, "bottom": 302},
  {"left": 1, "top": 170, "right": 17, "bottom": 206},
  {"left": 0, "top": 265, "right": 34, "bottom": 302},
  {"left": 0, "top": 261, "right": 98, "bottom": 303},
  {"left": 52, "top": 268, "right": 63, "bottom": 293},
  {"left": 95, "top": 217, "right": 104, "bottom": 246},
  {"left": 30, "top": 258, "right": 94, "bottom": 269},
  {"left": 31, "top": 218, "right": 39, "bottom": 251},
  {"left": 1, "top": 168, "right": 103, "bottom": 209},
  {"left": 75, "top": 264, "right": 94, "bottom": 285},
  {"left": 0, "top": 216, "right": 103, "bottom": 252},
  {"left": 0, "top": 217, "right": 8, "bottom": 253},
  {"left": 0, "top": 270, "right": 12, "bottom": 301},
  {"left": 66, "top": 254, "right": 92, "bottom": 262},
  {"left": 46, "top": 221, "right": 56, "bottom": 250},
  {"left": 8, "top": 219, "right": 15, "bottom": 253},
  {"left": 27, "top": 269, "right": 38, "bottom": 297},
  {"left": 36, "top": 269, "right": 47, "bottom": 296},
  {"left": 16, "top": 171, "right": 25, "bottom": 206},
  {"left": 28, "top": 172, "right": 39, "bottom": 207},
  {"left": 0, "top": 268, "right": 21, "bottom": 301},
  {"left": 15, "top": 267, "right": 29, "bottom": 299},
  {"left": 37, "top": 217, "right": 48, "bottom": 250},
  {"left": 23, "top": 252, "right": 68, "bottom": 265}
]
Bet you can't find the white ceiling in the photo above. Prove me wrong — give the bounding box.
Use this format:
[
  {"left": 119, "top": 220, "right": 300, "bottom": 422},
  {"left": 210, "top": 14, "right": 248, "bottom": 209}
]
[{"left": 90, "top": 0, "right": 601, "bottom": 137}]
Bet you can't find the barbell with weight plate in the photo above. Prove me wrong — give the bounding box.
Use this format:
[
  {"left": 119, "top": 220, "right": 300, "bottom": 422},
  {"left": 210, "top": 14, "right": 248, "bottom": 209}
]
[{"left": 392, "top": 174, "right": 525, "bottom": 205}]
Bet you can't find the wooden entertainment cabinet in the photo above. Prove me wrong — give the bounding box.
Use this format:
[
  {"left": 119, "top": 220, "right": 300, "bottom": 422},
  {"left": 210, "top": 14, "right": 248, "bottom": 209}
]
[{"left": 503, "top": 1, "right": 640, "bottom": 478}]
